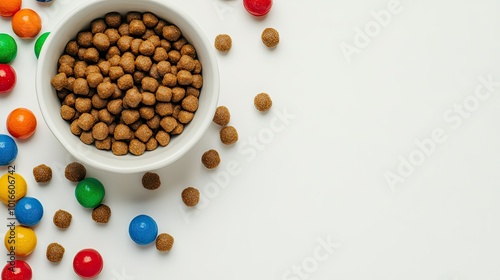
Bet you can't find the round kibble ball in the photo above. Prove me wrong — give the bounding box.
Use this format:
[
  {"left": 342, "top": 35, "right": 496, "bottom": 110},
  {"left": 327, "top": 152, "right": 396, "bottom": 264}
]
[
  {"left": 129, "top": 214, "right": 158, "bottom": 245},
  {"left": 92, "top": 204, "right": 111, "bottom": 223},
  {"left": 0, "top": 134, "right": 17, "bottom": 166},
  {"left": 261, "top": 27, "right": 279, "bottom": 48},
  {"left": 33, "top": 164, "right": 52, "bottom": 183},
  {"left": 181, "top": 187, "right": 199, "bottom": 207},
  {"left": 213, "top": 106, "right": 230, "bottom": 126},
  {"left": 6, "top": 107, "right": 37, "bottom": 140},
  {"left": 53, "top": 209, "right": 72, "bottom": 229},
  {"left": 254, "top": 92, "right": 272, "bottom": 112},
  {"left": 4, "top": 226, "right": 37, "bottom": 257},
  {"left": 1, "top": 260, "right": 32, "bottom": 280},
  {"left": 34, "top": 32, "right": 49, "bottom": 58},
  {"left": 46, "top": 242, "right": 65, "bottom": 263},
  {"left": 75, "top": 177, "right": 105, "bottom": 208},
  {"left": 65, "top": 162, "right": 86, "bottom": 182},
  {"left": 142, "top": 172, "right": 161, "bottom": 190},
  {"left": 0, "top": 64, "right": 16, "bottom": 94},
  {"left": 14, "top": 197, "right": 44, "bottom": 227},
  {"left": 220, "top": 126, "right": 238, "bottom": 145},
  {"left": 11, "top": 9, "right": 42, "bottom": 39},
  {"left": 73, "top": 248, "right": 103, "bottom": 279},
  {"left": 156, "top": 233, "right": 174, "bottom": 252},
  {"left": 0, "top": 33, "right": 17, "bottom": 63},
  {"left": 201, "top": 149, "right": 220, "bottom": 169},
  {"left": 0, "top": 172, "right": 26, "bottom": 205},
  {"left": 214, "top": 34, "right": 232, "bottom": 52}
]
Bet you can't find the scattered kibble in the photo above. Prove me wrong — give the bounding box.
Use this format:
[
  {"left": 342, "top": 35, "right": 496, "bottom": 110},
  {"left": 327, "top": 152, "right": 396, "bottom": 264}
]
[
  {"left": 65, "top": 162, "right": 87, "bottom": 182},
  {"left": 142, "top": 171, "right": 161, "bottom": 190},
  {"left": 214, "top": 34, "right": 232, "bottom": 52},
  {"left": 53, "top": 209, "right": 72, "bottom": 229},
  {"left": 220, "top": 126, "right": 238, "bottom": 145},
  {"left": 201, "top": 149, "right": 220, "bottom": 169},
  {"left": 261, "top": 27, "right": 279, "bottom": 48},
  {"left": 156, "top": 233, "right": 174, "bottom": 252},
  {"left": 92, "top": 204, "right": 111, "bottom": 223},
  {"left": 254, "top": 92, "right": 272, "bottom": 112},
  {"left": 33, "top": 164, "right": 52, "bottom": 183},
  {"left": 213, "top": 105, "right": 230, "bottom": 126},
  {"left": 181, "top": 187, "right": 200, "bottom": 207},
  {"left": 46, "top": 242, "right": 65, "bottom": 263}
]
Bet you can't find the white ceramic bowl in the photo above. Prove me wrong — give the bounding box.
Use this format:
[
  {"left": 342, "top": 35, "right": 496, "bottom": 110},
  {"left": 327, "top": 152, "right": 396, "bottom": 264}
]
[{"left": 36, "top": 0, "right": 219, "bottom": 174}]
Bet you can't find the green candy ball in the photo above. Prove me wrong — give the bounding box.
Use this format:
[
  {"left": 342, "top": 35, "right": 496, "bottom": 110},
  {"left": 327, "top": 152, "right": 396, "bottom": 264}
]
[
  {"left": 75, "top": 177, "right": 105, "bottom": 208},
  {"left": 34, "top": 32, "right": 50, "bottom": 59},
  {"left": 0, "top": 34, "right": 17, "bottom": 63}
]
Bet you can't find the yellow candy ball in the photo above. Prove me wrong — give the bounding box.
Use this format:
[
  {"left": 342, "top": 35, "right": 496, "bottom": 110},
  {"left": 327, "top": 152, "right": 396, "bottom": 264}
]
[
  {"left": 0, "top": 172, "right": 27, "bottom": 205},
  {"left": 4, "top": 226, "right": 37, "bottom": 257}
]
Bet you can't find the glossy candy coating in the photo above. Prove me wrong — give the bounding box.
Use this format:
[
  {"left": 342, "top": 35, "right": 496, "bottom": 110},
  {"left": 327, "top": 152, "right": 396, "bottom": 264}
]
[
  {"left": 0, "top": 134, "right": 18, "bottom": 166},
  {"left": 1, "top": 260, "right": 33, "bottom": 280},
  {"left": 73, "top": 248, "right": 103, "bottom": 279},
  {"left": 7, "top": 108, "right": 37, "bottom": 140},
  {"left": 243, "top": 0, "right": 272, "bottom": 16},
  {"left": 12, "top": 9, "right": 42, "bottom": 39},
  {"left": 0, "top": 64, "right": 16, "bottom": 94},
  {"left": 0, "top": 0, "right": 22, "bottom": 17},
  {"left": 129, "top": 214, "right": 158, "bottom": 245},
  {"left": 75, "top": 178, "right": 105, "bottom": 208},
  {"left": 14, "top": 197, "right": 43, "bottom": 227},
  {"left": 4, "top": 226, "right": 37, "bottom": 257},
  {"left": 34, "top": 32, "right": 49, "bottom": 58},
  {"left": 0, "top": 33, "right": 17, "bottom": 63},
  {"left": 0, "top": 172, "right": 26, "bottom": 205}
]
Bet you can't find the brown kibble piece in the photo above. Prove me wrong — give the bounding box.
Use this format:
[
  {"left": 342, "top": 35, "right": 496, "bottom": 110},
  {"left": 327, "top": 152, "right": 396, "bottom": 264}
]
[
  {"left": 105, "top": 12, "right": 122, "bottom": 28},
  {"left": 53, "top": 209, "right": 72, "bottom": 229},
  {"left": 129, "top": 19, "right": 146, "bottom": 36},
  {"left": 92, "top": 204, "right": 111, "bottom": 223},
  {"left": 93, "top": 33, "right": 111, "bottom": 52},
  {"left": 77, "top": 113, "right": 96, "bottom": 131},
  {"left": 254, "top": 92, "right": 273, "bottom": 112},
  {"left": 201, "top": 149, "right": 220, "bottom": 169},
  {"left": 162, "top": 25, "right": 181, "bottom": 41},
  {"left": 213, "top": 106, "right": 230, "bottom": 126},
  {"left": 33, "top": 164, "right": 52, "bottom": 183},
  {"left": 112, "top": 141, "right": 129, "bottom": 155},
  {"left": 220, "top": 126, "right": 238, "bottom": 145},
  {"left": 261, "top": 27, "right": 280, "bottom": 48},
  {"left": 181, "top": 187, "right": 200, "bottom": 207},
  {"left": 64, "top": 162, "right": 86, "bottom": 182},
  {"left": 181, "top": 95, "right": 198, "bottom": 112},
  {"left": 142, "top": 172, "right": 161, "bottom": 190},
  {"left": 46, "top": 243, "right": 65, "bottom": 263},
  {"left": 156, "top": 233, "right": 174, "bottom": 252},
  {"left": 214, "top": 34, "right": 232, "bottom": 52}
]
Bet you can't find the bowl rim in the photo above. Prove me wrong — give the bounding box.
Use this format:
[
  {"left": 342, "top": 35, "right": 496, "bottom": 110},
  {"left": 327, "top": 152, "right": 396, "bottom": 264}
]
[{"left": 36, "top": 0, "right": 219, "bottom": 174}]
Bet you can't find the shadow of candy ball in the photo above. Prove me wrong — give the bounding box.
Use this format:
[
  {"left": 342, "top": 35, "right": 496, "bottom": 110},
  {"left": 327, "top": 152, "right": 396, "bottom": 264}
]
[{"left": 75, "top": 178, "right": 105, "bottom": 208}]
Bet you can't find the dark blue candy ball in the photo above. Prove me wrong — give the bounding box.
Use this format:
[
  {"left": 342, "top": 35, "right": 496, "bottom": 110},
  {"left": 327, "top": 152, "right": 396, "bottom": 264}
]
[
  {"left": 129, "top": 214, "right": 158, "bottom": 245},
  {"left": 15, "top": 197, "right": 44, "bottom": 227}
]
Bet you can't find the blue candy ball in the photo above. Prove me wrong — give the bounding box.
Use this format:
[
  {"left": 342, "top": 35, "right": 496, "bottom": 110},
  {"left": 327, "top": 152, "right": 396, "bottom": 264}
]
[
  {"left": 0, "top": 134, "right": 18, "bottom": 166},
  {"left": 14, "top": 197, "right": 44, "bottom": 227},
  {"left": 129, "top": 214, "right": 158, "bottom": 245}
]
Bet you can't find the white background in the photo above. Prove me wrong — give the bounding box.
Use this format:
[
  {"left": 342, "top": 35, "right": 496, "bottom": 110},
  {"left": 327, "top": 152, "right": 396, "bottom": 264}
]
[{"left": 2, "top": 0, "right": 500, "bottom": 279}]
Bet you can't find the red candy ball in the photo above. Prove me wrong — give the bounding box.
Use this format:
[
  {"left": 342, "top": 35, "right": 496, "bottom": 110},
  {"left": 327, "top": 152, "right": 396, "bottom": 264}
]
[
  {"left": 73, "top": 248, "right": 103, "bottom": 279},
  {"left": 0, "top": 64, "right": 16, "bottom": 94},
  {"left": 243, "top": 0, "right": 272, "bottom": 16},
  {"left": 1, "top": 260, "right": 33, "bottom": 280}
]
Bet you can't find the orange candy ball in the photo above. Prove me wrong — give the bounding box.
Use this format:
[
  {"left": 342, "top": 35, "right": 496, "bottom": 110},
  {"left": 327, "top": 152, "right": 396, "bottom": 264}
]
[
  {"left": 0, "top": 0, "right": 22, "bottom": 17},
  {"left": 7, "top": 108, "right": 37, "bottom": 139},
  {"left": 12, "top": 9, "right": 42, "bottom": 39}
]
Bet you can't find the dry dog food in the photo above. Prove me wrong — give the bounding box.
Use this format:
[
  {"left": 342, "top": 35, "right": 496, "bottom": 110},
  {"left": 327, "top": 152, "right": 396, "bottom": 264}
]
[
  {"left": 65, "top": 162, "right": 87, "bottom": 182},
  {"left": 33, "top": 164, "right": 52, "bottom": 183},
  {"left": 142, "top": 171, "right": 161, "bottom": 190},
  {"left": 46, "top": 242, "right": 65, "bottom": 263},
  {"left": 212, "top": 105, "right": 230, "bottom": 126},
  {"left": 92, "top": 204, "right": 111, "bottom": 223},
  {"left": 201, "top": 149, "right": 220, "bottom": 169},
  {"left": 53, "top": 209, "right": 72, "bottom": 229},
  {"left": 51, "top": 11, "right": 203, "bottom": 156},
  {"left": 261, "top": 28, "right": 279, "bottom": 48},
  {"left": 156, "top": 233, "right": 174, "bottom": 252},
  {"left": 220, "top": 126, "right": 238, "bottom": 145},
  {"left": 214, "top": 34, "right": 232, "bottom": 52},
  {"left": 181, "top": 187, "right": 200, "bottom": 207},
  {"left": 254, "top": 92, "right": 272, "bottom": 112}
]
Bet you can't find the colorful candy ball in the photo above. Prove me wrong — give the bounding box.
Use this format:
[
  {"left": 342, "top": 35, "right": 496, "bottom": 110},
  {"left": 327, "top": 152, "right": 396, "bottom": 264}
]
[
  {"left": 4, "top": 226, "right": 37, "bottom": 257},
  {"left": 75, "top": 178, "right": 105, "bottom": 208},
  {"left": 0, "top": 33, "right": 17, "bottom": 63},
  {"left": 73, "top": 248, "right": 103, "bottom": 279},
  {"left": 0, "top": 134, "right": 18, "bottom": 166},
  {"left": 243, "top": 0, "right": 272, "bottom": 16},
  {"left": 1, "top": 260, "right": 33, "bottom": 280},
  {"left": 0, "top": 0, "right": 22, "bottom": 17},
  {"left": 0, "top": 172, "right": 27, "bottom": 205},
  {"left": 129, "top": 214, "right": 158, "bottom": 245},
  {"left": 0, "top": 64, "right": 16, "bottom": 94},
  {"left": 7, "top": 108, "right": 37, "bottom": 140},
  {"left": 34, "top": 32, "right": 49, "bottom": 58},
  {"left": 14, "top": 197, "right": 44, "bottom": 227},
  {"left": 12, "top": 9, "right": 42, "bottom": 39}
]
